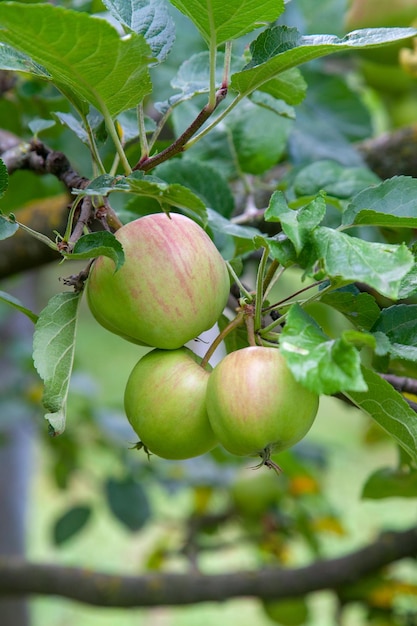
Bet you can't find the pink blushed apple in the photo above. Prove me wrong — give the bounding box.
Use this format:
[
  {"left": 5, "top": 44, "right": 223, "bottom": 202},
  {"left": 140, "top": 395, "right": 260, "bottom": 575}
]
[{"left": 86, "top": 212, "right": 230, "bottom": 349}]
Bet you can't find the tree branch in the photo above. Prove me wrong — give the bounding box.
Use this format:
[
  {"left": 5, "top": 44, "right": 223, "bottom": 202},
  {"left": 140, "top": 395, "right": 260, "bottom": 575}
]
[
  {"left": 0, "top": 526, "right": 416, "bottom": 607},
  {"left": 0, "top": 194, "right": 70, "bottom": 279},
  {"left": 357, "top": 124, "right": 417, "bottom": 179},
  {"left": 0, "top": 133, "right": 124, "bottom": 278}
]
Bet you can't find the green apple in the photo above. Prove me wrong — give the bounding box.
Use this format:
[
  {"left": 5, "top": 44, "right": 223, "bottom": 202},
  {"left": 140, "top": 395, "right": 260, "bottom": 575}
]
[
  {"left": 124, "top": 347, "right": 217, "bottom": 460},
  {"left": 346, "top": 0, "right": 417, "bottom": 31},
  {"left": 206, "top": 347, "right": 319, "bottom": 461},
  {"left": 230, "top": 469, "right": 284, "bottom": 518},
  {"left": 86, "top": 212, "right": 230, "bottom": 349},
  {"left": 345, "top": 0, "right": 417, "bottom": 65}
]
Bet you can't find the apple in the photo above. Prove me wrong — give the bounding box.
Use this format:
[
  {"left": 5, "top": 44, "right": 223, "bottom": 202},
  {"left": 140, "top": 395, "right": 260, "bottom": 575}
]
[
  {"left": 124, "top": 347, "right": 217, "bottom": 460},
  {"left": 230, "top": 469, "right": 284, "bottom": 518},
  {"left": 345, "top": 0, "right": 417, "bottom": 66},
  {"left": 346, "top": 0, "right": 417, "bottom": 31},
  {"left": 206, "top": 347, "right": 319, "bottom": 462},
  {"left": 86, "top": 212, "right": 230, "bottom": 349},
  {"left": 261, "top": 598, "right": 309, "bottom": 625}
]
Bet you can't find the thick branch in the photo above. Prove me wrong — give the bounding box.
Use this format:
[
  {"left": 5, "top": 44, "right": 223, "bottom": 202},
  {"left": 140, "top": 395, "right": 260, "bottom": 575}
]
[
  {"left": 0, "top": 526, "right": 416, "bottom": 607},
  {"left": 0, "top": 133, "right": 124, "bottom": 278},
  {"left": 358, "top": 124, "right": 417, "bottom": 179},
  {"left": 0, "top": 194, "right": 70, "bottom": 279}
]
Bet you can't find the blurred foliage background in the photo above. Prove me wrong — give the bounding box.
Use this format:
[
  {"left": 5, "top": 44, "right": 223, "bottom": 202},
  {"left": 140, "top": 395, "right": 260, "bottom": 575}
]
[{"left": 2, "top": 0, "right": 417, "bottom": 624}]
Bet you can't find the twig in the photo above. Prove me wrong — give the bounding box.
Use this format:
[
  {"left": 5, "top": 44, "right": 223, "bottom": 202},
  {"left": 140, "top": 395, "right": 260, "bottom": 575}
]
[{"left": 133, "top": 86, "right": 228, "bottom": 172}]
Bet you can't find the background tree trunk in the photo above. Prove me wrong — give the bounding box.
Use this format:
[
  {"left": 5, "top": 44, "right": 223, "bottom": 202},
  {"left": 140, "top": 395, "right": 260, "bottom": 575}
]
[{"left": 0, "top": 274, "right": 38, "bottom": 626}]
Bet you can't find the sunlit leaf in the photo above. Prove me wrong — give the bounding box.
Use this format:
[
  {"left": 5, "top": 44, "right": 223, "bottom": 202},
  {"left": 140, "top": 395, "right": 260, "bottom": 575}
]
[
  {"left": 343, "top": 176, "right": 417, "bottom": 228},
  {"left": 102, "top": 0, "right": 175, "bottom": 62},
  {"left": 280, "top": 303, "right": 367, "bottom": 395},
  {"left": 265, "top": 191, "right": 326, "bottom": 254},
  {"left": 231, "top": 25, "right": 417, "bottom": 97},
  {"left": 313, "top": 227, "right": 413, "bottom": 300},
  {"left": 0, "top": 2, "right": 154, "bottom": 116},
  {"left": 33, "top": 292, "right": 81, "bottom": 435},
  {"left": 169, "top": 0, "right": 285, "bottom": 46}
]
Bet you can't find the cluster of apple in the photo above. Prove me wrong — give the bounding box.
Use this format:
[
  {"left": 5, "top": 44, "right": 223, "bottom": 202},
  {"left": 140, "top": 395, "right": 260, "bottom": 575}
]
[{"left": 86, "top": 212, "right": 319, "bottom": 465}]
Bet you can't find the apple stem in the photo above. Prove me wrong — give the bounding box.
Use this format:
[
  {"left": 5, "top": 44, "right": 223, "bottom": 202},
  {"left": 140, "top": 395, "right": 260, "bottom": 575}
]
[
  {"left": 200, "top": 311, "right": 245, "bottom": 368},
  {"left": 251, "top": 447, "right": 282, "bottom": 474},
  {"left": 245, "top": 313, "right": 257, "bottom": 347}
]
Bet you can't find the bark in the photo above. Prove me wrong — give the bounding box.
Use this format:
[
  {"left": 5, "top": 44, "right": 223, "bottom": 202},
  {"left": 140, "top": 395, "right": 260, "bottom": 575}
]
[
  {"left": 358, "top": 124, "right": 417, "bottom": 179},
  {"left": 0, "top": 194, "right": 69, "bottom": 280},
  {"left": 0, "top": 526, "right": 416, "bottom": 608},
  {"left": 0, "top": 276, "right": 37, "bottom": 625}
]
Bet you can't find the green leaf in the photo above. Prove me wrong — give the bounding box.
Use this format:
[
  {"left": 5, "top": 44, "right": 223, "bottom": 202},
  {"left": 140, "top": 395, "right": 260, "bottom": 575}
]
[
  {"left": 28, "top": 119, "right": 56, "bottom": 136},
  {"left": 105, "top": 476, "right": 151, "bottom": 531},
  {"left": 156, "top": 158, "right": 234, "bottom": 218},
  {"left": 345, "top": 367, "right": 417, "bottom": 463},
  {"left": 33, "top": 292, "right": 81, "bottom": 435},
  {"left": 169, "top": 0, "right": 285, "bottom": 46},
  {"left": 294, "top": 160, "right": 380, "bottom": 199},
  {"left": 296, "top": 68, "right": 373, "bottom": 144},
  {"left": 313, "top": 227, "right": 414, "bottom": 300},
  {"left": 362, "top": 467, "right": 417, "bottom": 500},
  {"left": 228, "top": 101, "right": 292, "bottom": 175},
  {"left": 0, "top": 42, "right": 49, "bottom": 76},
  {"left": 320, "top": 289, "right": 380, "bottom": 331},
  {"left": 343, "top": 176, "right": 417, "bottom": 228},
  {"left": 249, "top": 91, "right": 295, "bottom": 120},
  {"left": 398, "top": 262, "right": 417, "bottom": 300},
  {"left": 265, "top": 234, "right": 297, "bottom": 268},
  {"left": 255, "top": 68, "right": 307, "bottom": 106},
  {"left": 0, "top": 213, "right": 17, "bottom": 240},
  {"left": 207, "top": 208, "right": 260, "bottom": 241},
  {"left": 280, "top": 303, "right": 367, "bottom": 395},
  {"left": 0, "top": 159, "right": 8, "bottom": 199},
  {"left": 118, "top": 109, "right": 156, "bottom": 143},
  {"left": 102, "top": 0, "right": 175, "bottom": 63},
  {"left": 171, "top": 51, "right": 244, "bottom": 100},
  {"left": 372, "top": 305, "right": 417, "bottom": 363},
  {"left": 53, "top": 505, "right": 92, "bottom": 545},
  {"left": 70, "top": 232, "right": 125, "bottom": 271},
  {"left": 0, "top": 2, "right": 154, "bottom": 117},
  {"left": 82, "top": 173, "right": 207, "bottom": 222},
  {"left": 265, "top": 191, "right": 326, "bottom": 254},
  {"left": 53, "top": 112, "right": 89, "bottom": 145},
  {"left": 0, "top": 290, "right": 38, "bottom": 323},
  {"left": 231, "top": 25, "right": 417, "bottom": 97}
]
